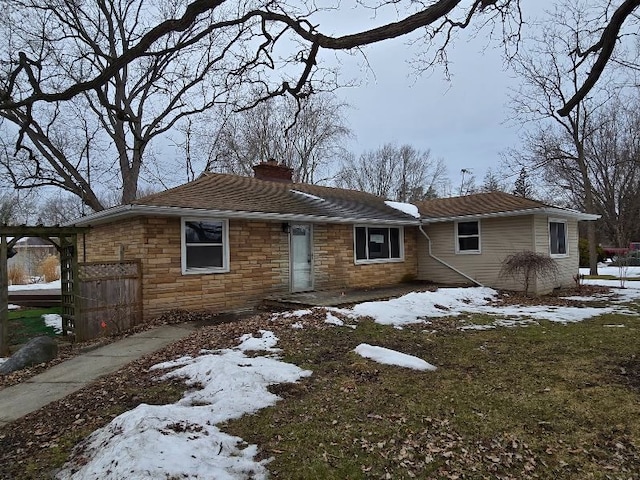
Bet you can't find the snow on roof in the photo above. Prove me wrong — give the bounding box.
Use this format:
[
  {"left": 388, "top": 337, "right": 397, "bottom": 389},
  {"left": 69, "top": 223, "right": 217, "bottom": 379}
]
[
  {"left": 290, "top": 189, "right": 325, "bottom": 202},
  {"left": 384, "top": 200, "right": 420, "bottom": 218}
]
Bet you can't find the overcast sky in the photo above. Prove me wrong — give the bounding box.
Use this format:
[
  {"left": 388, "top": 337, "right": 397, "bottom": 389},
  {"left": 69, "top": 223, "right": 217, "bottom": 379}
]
[{"left": 317, "top": 1, "right": 554, "bottom": 193}]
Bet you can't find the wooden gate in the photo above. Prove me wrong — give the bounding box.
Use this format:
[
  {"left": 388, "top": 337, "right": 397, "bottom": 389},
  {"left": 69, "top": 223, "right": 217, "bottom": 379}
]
[{"left": 77, "top": 260, "right": 142, "bottom": 341}]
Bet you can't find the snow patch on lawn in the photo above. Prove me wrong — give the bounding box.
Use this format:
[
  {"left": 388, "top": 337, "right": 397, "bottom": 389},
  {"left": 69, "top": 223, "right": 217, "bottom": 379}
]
[
  {"left": 56, "top": 331, "right": 311, "bottom": 480},
  {"left": 325, "top": 312, "right": 344, "bottom": 326},
  {"left": 350, "top": 287, "right": 494, "bottom": 325},
  {"left": 341, "top": 286, "right": 629, "bottom": 329},
  {"left": 559, "top": 295, "right": 604, "bottom": 302},
  {"left": 278, "top": 309, "right": 313, "bottom": 318},
  {"left": 580, "top": 266, "right": 640, "bottom": 278},
  {"left": 355, "top": 344, "right": 436, "bottom": 371},
  {"left": 582, "top": 278, "right": 640, "bottom": 303},
  {"left": 237, "top": 330, "right": 280, "bottom": 352},
  {"left": 42, "top": 313, "right": 62, "bottom": 334}
]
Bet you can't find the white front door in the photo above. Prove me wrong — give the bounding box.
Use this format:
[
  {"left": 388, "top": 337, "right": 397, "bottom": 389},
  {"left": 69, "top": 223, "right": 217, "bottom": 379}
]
[{"left": 290, "top": 224, "right": 313, "bottom": 292}]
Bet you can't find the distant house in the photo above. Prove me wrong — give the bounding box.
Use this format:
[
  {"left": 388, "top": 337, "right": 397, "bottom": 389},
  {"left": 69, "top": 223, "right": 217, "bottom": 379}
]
[
  {"left": 70, "top": 160, "right": 598, "bottom": 321},
  {"left": 7, "top": 236, "right": 57, "bottom": 280}
]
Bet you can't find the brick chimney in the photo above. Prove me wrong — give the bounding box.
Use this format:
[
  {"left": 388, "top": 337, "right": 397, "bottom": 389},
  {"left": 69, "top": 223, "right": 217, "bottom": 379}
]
[{"left": 252, "top": 158, "right": 294, "bottom": 183}]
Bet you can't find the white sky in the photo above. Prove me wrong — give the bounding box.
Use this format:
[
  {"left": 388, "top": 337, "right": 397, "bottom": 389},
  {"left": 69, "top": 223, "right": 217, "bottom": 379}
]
[
  {"left": 53, "top": 272, "right": 639, "bottom": 478},
  {"left": 316, "top": 1, "right": 555, "bottom": 189}
]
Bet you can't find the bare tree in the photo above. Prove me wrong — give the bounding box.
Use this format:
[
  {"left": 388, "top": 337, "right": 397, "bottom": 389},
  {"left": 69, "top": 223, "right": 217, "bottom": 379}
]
[
  {"left": 0, "top": 0, "right": 637, "bottom": 210},
  {"left": 508, "top": 1, "right": 618, "bottom": 275},
  {"left": 336, "top": 143, "right": 448, "bottom": 201},
  {"left": 581, "top": 97, "right": 640, "bottom": 248},
  {"left": 0, "top": 189, "right": 38, "bottom": 225},
  {"left": 0, "top": 191, "right": 19, "bottom": 225},
  {"left": 37, "top": 194, "right": 87, "bottom": 226},
  {"left": 459, "top": 168, "right": 477, "bottom": 196},
  {"left": 200, "top": 93, "right": 351, "bottom": 183},
  {"left": 480, "top": 167, "right": 508, "bottom": 192},
  {"left": 0, "top": 0, "right": 231, "bottom": 210},
  {"left": 2, "top": 1, "right": 638, "bottom": 122}
]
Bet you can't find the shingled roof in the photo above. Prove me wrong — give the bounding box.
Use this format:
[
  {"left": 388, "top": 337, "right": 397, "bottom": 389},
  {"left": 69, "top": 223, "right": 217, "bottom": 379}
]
[
  {"left": 69, "top": 174, "right": 598, "bottom": 227},
  {"left": 72, "top": 172, "right": 420, "bottom": 226},
  {"left": 416, "top": 191, "right": 596, "bottom": 221}
]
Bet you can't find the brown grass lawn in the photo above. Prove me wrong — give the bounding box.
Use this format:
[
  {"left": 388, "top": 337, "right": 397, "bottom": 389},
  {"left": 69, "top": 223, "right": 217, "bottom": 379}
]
[
  {"left": 2, "top": 297, "right": 639, "bottom": 479},
  {"left": 223, "top": 311, "right": 640, "bottom": 479}
]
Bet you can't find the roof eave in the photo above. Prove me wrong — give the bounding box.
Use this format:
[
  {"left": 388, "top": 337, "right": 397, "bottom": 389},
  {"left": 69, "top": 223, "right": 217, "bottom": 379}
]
[
  {"left": 66, "top": 204, "right": 420, "bottom": 227},
  {"left": 420, "top": 207, "right": 600, "bottom": 223}
]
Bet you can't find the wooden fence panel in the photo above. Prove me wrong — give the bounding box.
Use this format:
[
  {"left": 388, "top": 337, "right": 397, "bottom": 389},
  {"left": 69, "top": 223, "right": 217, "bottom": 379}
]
[{"left": 77, "top": 261, "right": 142, "bottom": 341}]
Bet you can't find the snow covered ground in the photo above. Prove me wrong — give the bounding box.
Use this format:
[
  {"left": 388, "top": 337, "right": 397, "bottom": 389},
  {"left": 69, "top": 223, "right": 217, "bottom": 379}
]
[
  {"left": 8, "top": 279, "right": 61, "bottom": 291},
  {"left": 56, "top": 331, "right": 311, "bottom": 480},
  {"left": 42, "top": 313, "right": 62, "bottom": 334},
  {"left": 580, "top": 265, "right": 640, "bottom": 278},
  {"left": 24, "top": 275, "right": 640, "bottom": 478},
  {"left": 355, "top": 344, "right": 437, "bottom": 371},
  {"left": 330, "top": 283, "right": 636, "bottom": 329}
]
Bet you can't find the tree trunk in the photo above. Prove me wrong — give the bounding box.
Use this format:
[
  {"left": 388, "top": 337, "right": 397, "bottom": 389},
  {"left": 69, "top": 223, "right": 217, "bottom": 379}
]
[
  {"left": 575, "top": 131, "right": 599, "bottom": 276},
  {"left": 587, "top": 221, "right": 598, "bottom": 275}
]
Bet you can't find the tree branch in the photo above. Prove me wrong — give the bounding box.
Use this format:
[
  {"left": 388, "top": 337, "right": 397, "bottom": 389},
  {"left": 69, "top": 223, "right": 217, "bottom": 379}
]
[{"left": 558, "top": 0, "right": 640, "bottom": 116}]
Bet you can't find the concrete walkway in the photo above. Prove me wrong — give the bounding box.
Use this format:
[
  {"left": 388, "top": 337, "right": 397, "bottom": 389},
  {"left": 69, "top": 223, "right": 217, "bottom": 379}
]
[{"left": 0, "top": 323, "right": 197, "bottom": 427}]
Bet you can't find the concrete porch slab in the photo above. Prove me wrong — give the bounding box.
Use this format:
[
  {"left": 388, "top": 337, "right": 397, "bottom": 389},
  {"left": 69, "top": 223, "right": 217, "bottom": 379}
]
[{"left": 263, "top": 282, "right": 437, "bottom": 309}]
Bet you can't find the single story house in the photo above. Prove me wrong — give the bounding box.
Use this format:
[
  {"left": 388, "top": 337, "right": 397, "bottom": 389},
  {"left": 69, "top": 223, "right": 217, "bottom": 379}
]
[{"left": 70, "top": 161, "right": 598, "bottom": 321}]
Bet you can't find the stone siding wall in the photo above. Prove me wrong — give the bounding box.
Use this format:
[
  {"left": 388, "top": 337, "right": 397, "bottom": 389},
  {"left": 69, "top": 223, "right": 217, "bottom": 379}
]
[
  {"left": 82, "top": 218, "right": 418, "bottom": 321},
  {"left": 314, "top": 224, "right": 418, "bottom": 289}
]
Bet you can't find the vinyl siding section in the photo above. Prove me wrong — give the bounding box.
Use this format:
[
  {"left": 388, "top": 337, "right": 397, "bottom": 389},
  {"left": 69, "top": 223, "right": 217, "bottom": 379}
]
[
  {"left": 417, "top": 214, "right": 580, "bottom": 293},
  {"left": 417, "top": 216, "right": 535, "bottom": 289},
  {"left": 532, "top": 216, "right": 579, "bottom": 293}
]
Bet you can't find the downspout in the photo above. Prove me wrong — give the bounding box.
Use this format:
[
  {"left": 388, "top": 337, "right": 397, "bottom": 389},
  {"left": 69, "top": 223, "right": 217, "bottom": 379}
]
[{"left": 418, "top": 224, "right": 484, "bottom": 287}]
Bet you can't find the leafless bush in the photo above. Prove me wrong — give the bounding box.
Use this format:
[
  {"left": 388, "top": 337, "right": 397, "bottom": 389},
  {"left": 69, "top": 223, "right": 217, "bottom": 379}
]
[
  {"left": 500, "top": 251, "right": 559, "bottom": 296},
  {"left": 8, "top": 265, "right": 28, "bottom": 285},
  {"left": 617, "top": 255, "right": 629, "bottom": 288},
  {"left": 38, "top": 255, "right": 60, "bottom": 282}
]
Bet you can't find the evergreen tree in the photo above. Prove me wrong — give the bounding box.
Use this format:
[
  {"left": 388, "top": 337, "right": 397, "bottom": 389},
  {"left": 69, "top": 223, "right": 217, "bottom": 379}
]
[
  {"left": 513, "top": 167, "right": 533, "bottom": 198},
  {"left": 481, "top": 167, "right": 506, "bottom": 192}
]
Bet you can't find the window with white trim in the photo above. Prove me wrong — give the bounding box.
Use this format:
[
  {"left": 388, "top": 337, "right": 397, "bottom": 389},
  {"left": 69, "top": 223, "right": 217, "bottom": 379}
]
[
  {"left": 354, "top": 226, "right": 403, "bottom": 263},
  {"left": 549, "top": 220, "right": 568, "bottom": 256},
  {"left": 181, "top": 219, "right": 229, "bottom": 273},
  {"left": 456, "top": 220, "right": 480, "bottom": 253}
]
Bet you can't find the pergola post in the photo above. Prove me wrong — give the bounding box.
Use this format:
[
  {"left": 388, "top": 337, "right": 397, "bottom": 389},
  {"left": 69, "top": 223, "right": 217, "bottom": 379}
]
[{"left": 1, "top": 235, "right": 9, "bottom": 356}]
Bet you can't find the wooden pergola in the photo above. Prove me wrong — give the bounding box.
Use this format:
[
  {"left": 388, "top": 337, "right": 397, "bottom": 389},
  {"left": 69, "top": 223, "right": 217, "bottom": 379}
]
[{"left": 1, "top": 225, "right": 89, "bottom": 356}]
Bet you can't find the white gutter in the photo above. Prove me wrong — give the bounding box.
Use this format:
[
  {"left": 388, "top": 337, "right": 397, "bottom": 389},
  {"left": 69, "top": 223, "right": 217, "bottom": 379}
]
[
  {"left": 421, "top": 207, "right": 600, "bottom": 223},
  {"left": 65, "top": 204, "right": 420, "bottom": 227},
  {"left": 418, "top": 224, "right": 484, "bottom": 287}
]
